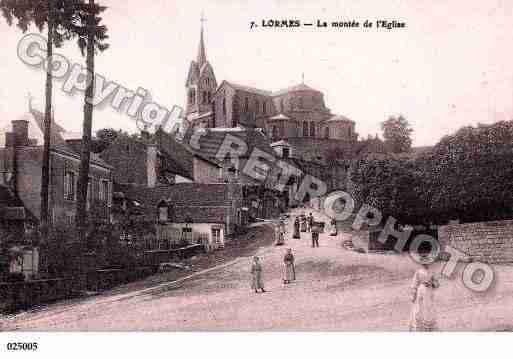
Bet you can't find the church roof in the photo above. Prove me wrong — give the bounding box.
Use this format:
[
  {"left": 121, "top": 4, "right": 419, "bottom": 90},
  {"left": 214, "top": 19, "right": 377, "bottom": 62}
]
[
  {"left": 269, "top": 114, "right": 290, "bottom": 121},
  {"left": 327, "top": 114, "right": 353, "bottom": 122},
  {"left": 223, "top": 81, "right": 272, "bottom": 97},
  {"left": 272, "top": 83, "right": 320, "bottom": 96},
  {"left": 270, "top": 140, "right": 290, "bottom": 147},
  {"left": 197, "top": 26, "right": 207, "bottom": 69}
]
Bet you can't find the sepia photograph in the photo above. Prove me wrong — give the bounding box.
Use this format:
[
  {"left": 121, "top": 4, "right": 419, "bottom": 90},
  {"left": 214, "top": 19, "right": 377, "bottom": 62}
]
[{"left": 0, "top": 0, "right": 513, "bottom": 356}]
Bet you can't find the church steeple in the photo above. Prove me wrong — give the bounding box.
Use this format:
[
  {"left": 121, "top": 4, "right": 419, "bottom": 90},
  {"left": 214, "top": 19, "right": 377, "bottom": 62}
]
[
  {"left": 197, "top": 13, "right": 207, "bottom": 68},
  {"left": 185, "top": 13, "right": 217, "bottom": 127}
]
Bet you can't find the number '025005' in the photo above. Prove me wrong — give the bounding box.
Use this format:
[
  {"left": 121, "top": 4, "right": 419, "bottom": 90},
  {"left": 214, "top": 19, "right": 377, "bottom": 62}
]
[{"left": 6, "top": 342, "right": 38, "bottom": 351}]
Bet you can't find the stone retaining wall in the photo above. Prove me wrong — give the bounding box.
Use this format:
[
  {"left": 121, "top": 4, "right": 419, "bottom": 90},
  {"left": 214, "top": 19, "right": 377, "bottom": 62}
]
[{"left": 438, "top": 219, "right": 513, "bottom": 264}]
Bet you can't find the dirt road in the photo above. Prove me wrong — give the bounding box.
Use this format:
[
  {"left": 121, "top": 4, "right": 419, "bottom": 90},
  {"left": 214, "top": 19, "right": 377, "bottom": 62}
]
[{"left": 2, "top": 209, "right": 513, "bottom": 331}]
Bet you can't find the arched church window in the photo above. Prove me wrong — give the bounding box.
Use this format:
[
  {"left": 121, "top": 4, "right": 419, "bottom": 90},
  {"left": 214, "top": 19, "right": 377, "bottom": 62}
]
[
  {"left": 222, "top": 98, "right": 226, "bottom": 115},
  {"left": 310, "top": 122, "right": 315, "bottom": 137},
  {"left": 255, "top": 100, "right": 260, "bottom": 114},
  {"left": 244, "top": 97, "right": 249, "bottom": 112},
  {"left": 324, "top": 127, "right": 329, "bottom": 139},
  {"left": 303, "top": 121, "right": 309, "bottom": 137},
  {"left": 262, "top": 101, "right": 266, "bottom": 114}
]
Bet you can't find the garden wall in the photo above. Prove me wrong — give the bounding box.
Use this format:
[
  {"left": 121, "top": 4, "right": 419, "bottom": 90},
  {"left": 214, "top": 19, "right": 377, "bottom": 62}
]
[{"left": 438, "top": 219, "right": 513, "bottom": 264}]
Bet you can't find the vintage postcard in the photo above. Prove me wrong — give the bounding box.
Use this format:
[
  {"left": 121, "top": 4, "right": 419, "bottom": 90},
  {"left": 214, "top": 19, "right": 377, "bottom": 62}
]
[{"left": 1, "top": 0, "right": 512, "bottom": 356}]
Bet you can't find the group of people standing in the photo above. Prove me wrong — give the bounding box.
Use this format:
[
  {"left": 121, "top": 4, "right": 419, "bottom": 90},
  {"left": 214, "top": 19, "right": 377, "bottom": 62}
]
[
  {"left": 250, "top": 248, "right": 296, "bottom": 293},
  {"left": 293, "top": 212, "right": 323, "bottom": 247},
  {"left": 250, "top": 210, "right": 441, "bottom": 331}
]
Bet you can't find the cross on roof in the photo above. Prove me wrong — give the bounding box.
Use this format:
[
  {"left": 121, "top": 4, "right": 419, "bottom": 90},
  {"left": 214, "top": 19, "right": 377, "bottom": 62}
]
[{"left": 200, "top": 11, "right": 206, "bottom": 29}]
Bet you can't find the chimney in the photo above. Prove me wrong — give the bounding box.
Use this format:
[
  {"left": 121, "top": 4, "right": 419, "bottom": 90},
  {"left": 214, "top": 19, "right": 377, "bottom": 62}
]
[
  {"left": 11, "top": 120, "right": 29, "bottom": 146},
  {"left": 146, "top": 144, "right": 158, "bottom": 188}
]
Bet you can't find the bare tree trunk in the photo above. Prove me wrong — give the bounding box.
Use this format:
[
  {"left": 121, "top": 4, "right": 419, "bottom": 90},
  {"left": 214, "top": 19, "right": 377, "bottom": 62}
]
[
  {"left": 40, "top": 0, "right": 54, "bottom": 238},
  {"left": 76, "top": 0, "right": 95, "bottom": 286}
]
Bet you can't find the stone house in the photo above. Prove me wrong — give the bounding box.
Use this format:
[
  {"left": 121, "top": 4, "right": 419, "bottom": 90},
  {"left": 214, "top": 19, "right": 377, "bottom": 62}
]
[
  {"left": 0, "top": 107, "right": 113, "bottom": 228},
  {"left": 117, "top": 182, "right": 244, "bottom": 251}
]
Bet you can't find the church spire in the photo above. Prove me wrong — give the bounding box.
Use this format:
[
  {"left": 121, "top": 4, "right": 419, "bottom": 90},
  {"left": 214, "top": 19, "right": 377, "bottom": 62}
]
[{"left": 197, "top": 12, "right": 207, "bottom": 68}]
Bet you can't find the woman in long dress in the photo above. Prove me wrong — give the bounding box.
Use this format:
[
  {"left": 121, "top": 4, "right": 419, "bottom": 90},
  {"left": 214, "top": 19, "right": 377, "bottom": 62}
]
[
  {"left": 283, "top": 249, "right": 295, "bottom": 284},
  {"left": 293, "top": 217, "right": 301, "bottom": 239},
  {"left": 409, "top": 263, "right": 439, "bottom": 331},
  {"left": 250, "top": 256, "right": 265, "bottom": 293},
  {"left": 300, "top": 214, "right": 307, "bottom": 232},
  {"left": 330, "top": 218, "right": 338, "bottom": 236}
]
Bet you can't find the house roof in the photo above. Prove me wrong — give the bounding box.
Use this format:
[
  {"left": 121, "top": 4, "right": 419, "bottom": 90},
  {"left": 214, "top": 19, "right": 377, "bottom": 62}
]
[
  {"left": 115, "top": 183, "right": 238, "bottom": 223},
  {"left": 30, "top": 109, "right": 112, "bottom": 169},
  {"left": 185, "top": 127, "right": 275, "bottom": 161},
  {"left": 155, "top": 130, "right": 195, "bottom": 179},
  {"left": 117, "top": 183, "right": 236, "bottom": 208}
]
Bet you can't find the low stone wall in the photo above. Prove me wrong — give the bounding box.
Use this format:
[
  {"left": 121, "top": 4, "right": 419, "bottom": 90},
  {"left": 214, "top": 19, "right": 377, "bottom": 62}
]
[
  {"left": 438, "top": 219, "right": 513, "bottom": 264},
  {"left": 0, "top": 266, "right": 157, "bottom": 314},
  {"left": 351, "top": 228, "right": 395, "bottom": 252}
]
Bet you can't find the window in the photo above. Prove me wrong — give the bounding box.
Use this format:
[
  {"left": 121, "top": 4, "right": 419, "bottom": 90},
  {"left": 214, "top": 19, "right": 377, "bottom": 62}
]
[
  {"left": 324, "top": 127, "right": 330, "bottom": 139},
  {"left": 212, "top": 227, "right": 222, "bottom": 245},
  {"left": 282, "top": 147, "right": 290, "bottom": 159},
  {"left": 299, "top": 97, "right": 303, "bottom": 109},
  {"left": 203, "top": 91, "right": 208, "bottom": 104},
  {"left": 280, "top": 99, "right": 284, "bottom": 112},
  {"left": 66, "top": 212, "right": 75, "bottom": 225},
  {"left": 99, "top": 179, "right": 109, "bottom": 202},
  {"left": 207, "top": 91, "right": 212, "bottom": 103},
  {"left": 87, "top": 177, "right": 93, "bottom": 210},
  {"left": 244, "top": 97, "right": 249, "bottom": 112},
  {"left": 189, "top": 89, "right": 196, "bottom": 105},
  {"left": 64, "top": 171, "right": 75, "bottom": 201},
  {"left": 310, "top": 121, "right": 315, "bottom": 137},
  {"left": 255, "top": 100, "right": 260, "bottom": 114},
  {"left": 222, "top": 97, "right": 226, "bottom": 115},
  {"left": 262, "top": 101, "right": 266, "bottom": 114},
  {"left": 303, "top": 121, "right": 309, "bottom": 137}
]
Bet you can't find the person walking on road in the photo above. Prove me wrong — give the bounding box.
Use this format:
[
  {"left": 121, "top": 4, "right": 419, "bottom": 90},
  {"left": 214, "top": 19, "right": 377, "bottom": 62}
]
[
  {"left": 293, "top": 217, "right": 301, "bottom": 239},
  {"left": 307, "top": 213, "right": 314, "bottom": 232},
  {"left": 409, "top": 256, "right": 439, "bottom": 331},
  {"left": 250, "top": 256, "right": 266, "bottom": 293},
  {"left": 330, "top": 218, "right": 338, "bottom": 236},
  {"left": 283, "top": 248, "right": 296, "bottom": 284},
  {"left": 311, "top": 222, "right": 320, "bottom": 247}
]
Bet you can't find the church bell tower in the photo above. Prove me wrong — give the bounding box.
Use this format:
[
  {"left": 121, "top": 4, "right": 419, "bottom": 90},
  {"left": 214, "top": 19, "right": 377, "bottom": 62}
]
[{"left": 185, "top": 15, "right": 217, "bottom": 128}]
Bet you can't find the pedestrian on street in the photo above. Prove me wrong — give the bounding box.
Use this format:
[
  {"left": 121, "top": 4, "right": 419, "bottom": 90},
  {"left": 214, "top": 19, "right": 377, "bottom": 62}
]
[
  {"left": 293, "top": 217, "right": 301, "bottom": 239},
  {"left": 330, "top": 218, "right": 338, "bottom": 236},
  {"left": 409, "top": 255, "right": 439, "bottom": 331},
  {"left": 307, "top": 213, "right": 314, "bottom": 232},
  {"left": 300, "top": 213, "right": 307, "bottom": 232},
  {"left": 250, "top": 256, "right": 266, "bottom": 293},
  {"left": 311, "top": 223, "right": 320, "bottom": 247},
  {"left": 283, "top": 248, "right": 296, "bottom": 284}
]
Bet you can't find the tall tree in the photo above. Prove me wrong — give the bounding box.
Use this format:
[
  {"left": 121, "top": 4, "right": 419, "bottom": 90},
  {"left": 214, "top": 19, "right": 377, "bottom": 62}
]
[
  {"left": 381, "top": 115, "right": 413, "bottom": 153},
  {"left": 1, "top": 0, "right": 80, "bottom": 235},
  {"left": 72, "top": 0, "right": 109, "bottom": 243}
]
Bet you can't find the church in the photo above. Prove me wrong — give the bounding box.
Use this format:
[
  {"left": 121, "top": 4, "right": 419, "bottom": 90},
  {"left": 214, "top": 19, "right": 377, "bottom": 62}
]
[{"left": 184, "top": 23, "right": 361, "bottom": 163}]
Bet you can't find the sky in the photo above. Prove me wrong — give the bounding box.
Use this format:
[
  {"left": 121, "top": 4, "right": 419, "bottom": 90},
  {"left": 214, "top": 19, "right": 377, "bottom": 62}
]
[{"left": 1, "top": 0, "right": 513, "bottom": 146}]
